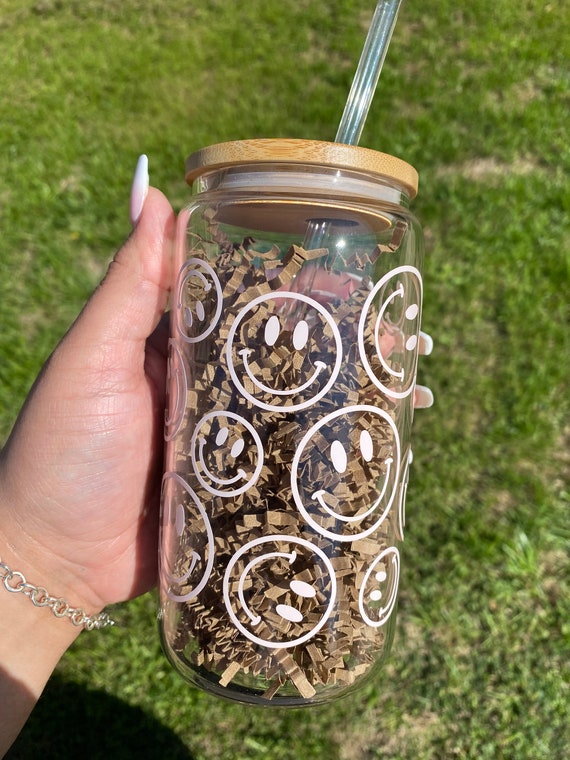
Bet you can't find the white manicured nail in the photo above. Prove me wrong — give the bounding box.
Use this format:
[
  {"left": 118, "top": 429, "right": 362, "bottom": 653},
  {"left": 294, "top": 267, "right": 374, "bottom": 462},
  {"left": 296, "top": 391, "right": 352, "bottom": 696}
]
[
  {"left": 419, "top": 330, "right": 434, "bottom": 356},
  {"left": 415, "top": 384, "right": 434, "bottom": 409},
  {"left": 129, "top": 154, "right": 149, "bottom": 227}
]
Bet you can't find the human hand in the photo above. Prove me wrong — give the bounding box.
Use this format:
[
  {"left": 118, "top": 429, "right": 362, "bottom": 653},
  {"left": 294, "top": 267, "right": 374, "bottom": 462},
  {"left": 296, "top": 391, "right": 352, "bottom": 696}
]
[{"left": 0, "top": 157, "right": 175, "bottom": 617}]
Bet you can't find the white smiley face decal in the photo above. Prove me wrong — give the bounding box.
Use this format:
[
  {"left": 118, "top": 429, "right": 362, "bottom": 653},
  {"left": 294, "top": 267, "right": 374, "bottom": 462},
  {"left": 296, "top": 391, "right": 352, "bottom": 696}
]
[
  {"left": 190, "top": 411, "right": 264, "bottom": 497},
  {"left": 226, "top": 292, "right": 342, "bottom": 412},
  {"left": 358, "top": 265, "right": 423, "bottom": 399},
  {"left": 159, "top": 473, "right": 215, "bottom": 603},
  {"left": 358, "top": 547, "right": 400, "bottom": 628},
  {"left": 223, "top": 535, "right": 337, "bottom": 649},
  {"left": 164, "top": 340, "right": 187, "bottom": 442},
  {"left": 175, "top": 258, "right": 223, "bottom": 343},
  {"left": 291, "top": 405, "right": 401, "bottom": 542}
]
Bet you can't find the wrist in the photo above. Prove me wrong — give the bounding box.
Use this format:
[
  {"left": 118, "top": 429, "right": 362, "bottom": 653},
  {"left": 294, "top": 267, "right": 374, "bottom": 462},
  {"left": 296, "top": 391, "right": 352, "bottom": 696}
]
[
  {"left": 0, "top": 572, "right": 81, "bottom": 756},
  {"left": 0, "top": 555, "right": 115, "bottom": 631},
  {"left": 0, "top": 571, "right": 82, "bottom": 667},
  {"left": 0, "top": 482, "right": 114, "bottom": 626},
  {"left": 0, "top": 473, "right": 109, "bottom": 617},
  {"left": 0, "top": 539, "right": 115, "bottom": 756}
]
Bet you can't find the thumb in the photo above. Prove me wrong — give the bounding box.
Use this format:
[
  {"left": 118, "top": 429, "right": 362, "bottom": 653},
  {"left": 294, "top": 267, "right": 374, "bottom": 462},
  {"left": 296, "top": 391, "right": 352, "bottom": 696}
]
[{"left": 76, "top": 185, "right": 175, "bottom": 351}]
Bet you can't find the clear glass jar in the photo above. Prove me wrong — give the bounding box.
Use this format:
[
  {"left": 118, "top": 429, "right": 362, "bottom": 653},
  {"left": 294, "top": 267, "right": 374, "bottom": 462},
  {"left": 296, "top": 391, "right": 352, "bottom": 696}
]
[{"left": 159, "top": 139, "right": 424, "bottom": 706}]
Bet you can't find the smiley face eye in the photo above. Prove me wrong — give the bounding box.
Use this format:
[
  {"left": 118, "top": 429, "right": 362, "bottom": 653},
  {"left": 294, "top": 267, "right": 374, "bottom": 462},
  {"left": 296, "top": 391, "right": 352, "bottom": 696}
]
[
  {"left": 360, "top": 429, "right": 374, "bottom": 462},
  {"left": 195, "top": 300, "right": 206, "bottom": 321},
  {"left": 230, "top": 438, "right": 245, "bottom": 458},
  {"left": 215, "top": 427, "right": 229, "bottom": 446},
  {"left": 290, "top": 580, "right": 317, "bottom": 598},
  {"left": 331, "top": 439, "right": 348, "bottom": 474},
  {"left": 292, "top": 319, "right": 309, "bottom": 351},
  {"left": 175, "top": 502, "right": 185, "bottom": 537},
  {"left": 264, "top": 315, "right": 280, "bottom": 347},
  {"left": 405, "top": 303, "right": 419, "bottom": 320}
]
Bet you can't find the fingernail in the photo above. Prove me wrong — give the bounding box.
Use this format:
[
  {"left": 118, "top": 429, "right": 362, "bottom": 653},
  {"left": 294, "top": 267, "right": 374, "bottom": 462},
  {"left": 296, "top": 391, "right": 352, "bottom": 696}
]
[
  {"left": 129, "top": 154, "right": 149, "bottom": 227},
  {"left": 419, "top": 330, "right": 434, "bottom": 356},
  {"left": 415, "top": 384, "right": 434, "bottom": 409}
]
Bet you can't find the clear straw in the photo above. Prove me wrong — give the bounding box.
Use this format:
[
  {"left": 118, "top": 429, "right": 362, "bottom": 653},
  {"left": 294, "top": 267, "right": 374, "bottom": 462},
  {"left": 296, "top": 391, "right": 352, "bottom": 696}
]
[
  {"left": 291, "top": 1, "right": 404, "bottom": 310},
  {"left": 335, "top": 0, "right": 403, "bottom": 146}
]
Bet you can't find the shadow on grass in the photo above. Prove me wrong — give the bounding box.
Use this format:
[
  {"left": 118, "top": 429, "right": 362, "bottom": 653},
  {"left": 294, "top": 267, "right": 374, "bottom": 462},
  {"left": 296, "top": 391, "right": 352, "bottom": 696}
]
[{"left": 6, "top": 673, "right": 193, "bottom": 760}]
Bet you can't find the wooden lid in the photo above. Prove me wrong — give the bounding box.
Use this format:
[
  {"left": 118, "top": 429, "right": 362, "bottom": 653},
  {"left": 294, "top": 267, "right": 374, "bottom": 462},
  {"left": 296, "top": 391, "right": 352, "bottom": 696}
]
[{"left": 185, "top": 139, "right": 418, "bottom": 199}]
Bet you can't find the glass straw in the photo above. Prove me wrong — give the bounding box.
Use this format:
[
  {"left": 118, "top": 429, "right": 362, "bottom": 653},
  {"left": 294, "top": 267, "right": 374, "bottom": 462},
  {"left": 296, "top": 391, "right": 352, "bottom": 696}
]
[
  {"left": 335, "top": 0, "right": 404, "bottom": 146},
  {"left": 291, "top": 0, "right": 404, "bottom": 311}
]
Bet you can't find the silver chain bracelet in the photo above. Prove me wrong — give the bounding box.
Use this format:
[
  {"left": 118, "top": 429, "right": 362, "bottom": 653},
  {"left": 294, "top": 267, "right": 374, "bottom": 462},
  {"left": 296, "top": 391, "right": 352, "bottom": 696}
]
[{"left": 0, "top": 557, "right": 115, "bottom": 631}]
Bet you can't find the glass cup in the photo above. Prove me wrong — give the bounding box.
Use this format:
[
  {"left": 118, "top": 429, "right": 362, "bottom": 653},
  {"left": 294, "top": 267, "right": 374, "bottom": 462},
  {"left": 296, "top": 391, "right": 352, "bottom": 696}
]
[{"left": 159, "top": 139, "right": 424, "bottom": 706}]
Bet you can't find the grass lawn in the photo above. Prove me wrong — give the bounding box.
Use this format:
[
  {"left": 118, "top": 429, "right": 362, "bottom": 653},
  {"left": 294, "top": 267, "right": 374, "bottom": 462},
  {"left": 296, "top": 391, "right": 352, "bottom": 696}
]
[{"left": 1, "top": 1, "right": 568, "bottom": 757}]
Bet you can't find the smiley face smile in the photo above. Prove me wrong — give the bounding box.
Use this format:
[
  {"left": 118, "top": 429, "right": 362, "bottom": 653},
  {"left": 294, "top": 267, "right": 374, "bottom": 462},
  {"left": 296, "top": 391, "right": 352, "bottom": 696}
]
[
  {"left": 239, "top": 347, "right": 327, "bottom": 397},
  {"left": 196, "top": 435, "right": 247, "bottom": 486},
  {"left": 311, "top": 455, "right": 393, "bottom": 523}
]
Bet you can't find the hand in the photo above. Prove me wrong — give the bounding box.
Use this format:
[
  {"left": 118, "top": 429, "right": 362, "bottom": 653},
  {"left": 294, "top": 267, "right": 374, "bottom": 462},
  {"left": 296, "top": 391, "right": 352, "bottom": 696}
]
[{"left": 0, "top": 173, "right": 175, "bottom": 616}]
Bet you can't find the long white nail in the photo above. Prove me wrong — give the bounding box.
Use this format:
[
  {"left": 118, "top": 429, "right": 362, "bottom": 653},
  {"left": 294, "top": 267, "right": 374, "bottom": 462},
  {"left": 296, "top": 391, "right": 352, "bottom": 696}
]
[
  {"left": 129, "top": 154, "right": 149, "bottom": 227},
  {"left": 419, "top": 330, "right": 434, "bottom": 356},
  {"left": 414, "top": 384, "right": 434, "bottom": 409}
]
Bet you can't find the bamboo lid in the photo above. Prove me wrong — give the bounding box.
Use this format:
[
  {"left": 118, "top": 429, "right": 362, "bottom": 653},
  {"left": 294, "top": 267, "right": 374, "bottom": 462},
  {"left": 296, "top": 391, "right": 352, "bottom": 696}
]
[{"left": 185, "top": 139, "right": 418, "bottom": 199}]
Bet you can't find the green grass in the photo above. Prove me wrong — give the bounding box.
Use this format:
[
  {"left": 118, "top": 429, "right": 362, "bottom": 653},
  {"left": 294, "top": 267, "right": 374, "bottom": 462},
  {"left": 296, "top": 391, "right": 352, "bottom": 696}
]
[{"left": 1, "top": 0, "right": 569, "bottom": 757}]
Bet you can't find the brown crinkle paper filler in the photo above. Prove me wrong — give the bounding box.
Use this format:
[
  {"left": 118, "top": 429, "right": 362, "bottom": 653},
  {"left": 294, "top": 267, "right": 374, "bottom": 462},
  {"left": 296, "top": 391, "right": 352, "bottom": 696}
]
[{"left": 164, "top": 211, "right": 405, "bottom": 701}]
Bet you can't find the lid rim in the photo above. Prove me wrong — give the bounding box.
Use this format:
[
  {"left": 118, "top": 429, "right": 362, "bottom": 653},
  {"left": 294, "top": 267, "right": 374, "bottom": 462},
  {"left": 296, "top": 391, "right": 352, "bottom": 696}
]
[{"left": 185, "top": 139, "right": 418, "bottom": 199}]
